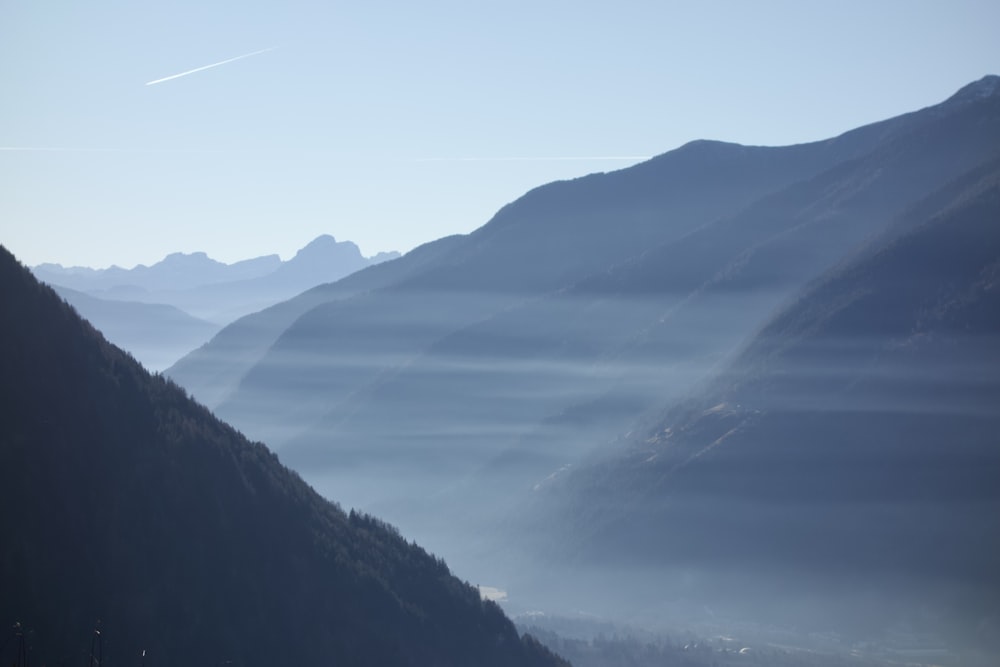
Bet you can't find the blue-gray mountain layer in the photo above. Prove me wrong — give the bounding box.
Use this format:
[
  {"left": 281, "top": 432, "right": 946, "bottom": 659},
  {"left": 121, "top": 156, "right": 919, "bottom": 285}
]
[{"left": 167, "top": 76, "right": 1000, "bottom": 654}]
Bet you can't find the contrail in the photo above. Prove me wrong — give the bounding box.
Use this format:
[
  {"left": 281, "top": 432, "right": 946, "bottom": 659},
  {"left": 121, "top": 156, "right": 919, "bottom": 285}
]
[{"left": 145, "top": 47, "right": 276, "bottom": 86}]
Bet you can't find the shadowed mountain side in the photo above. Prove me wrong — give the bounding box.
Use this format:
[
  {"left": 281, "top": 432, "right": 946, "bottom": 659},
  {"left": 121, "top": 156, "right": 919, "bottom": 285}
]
[
  {"left": 0, "top": 245, "right": 566, "bottom": 667},
  {"left": 50, "top": 285, "right": 221, "bottom": 371},
  {"left": 533, "top": 157, "right": 1000, "bottom": 652},
  {"left": 417, "top": 74, "right": 998, "bottom": 294},
  {"left": 270, "top": 80, "right": 1000, "bottom": 556},
  {"left": 202, "top": 128, "right": 893, "bottom": 451}
]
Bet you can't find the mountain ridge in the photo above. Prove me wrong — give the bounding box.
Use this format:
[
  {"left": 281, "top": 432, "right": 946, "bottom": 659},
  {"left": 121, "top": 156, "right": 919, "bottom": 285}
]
[
  {"left": 31, "top": 235, "right": 402, "bottom": 369},
  {"left": 0, "top": 243, "right": 565, "bottom": 667},
  {"left": 33, "top": 234, "right": 401, "bottom": 322},
  {"left": 225, "top": 74, "right": 999, "bottom": 488},
  {"left": 531, "top": 155, "right": 1000, "bottom": 651}
]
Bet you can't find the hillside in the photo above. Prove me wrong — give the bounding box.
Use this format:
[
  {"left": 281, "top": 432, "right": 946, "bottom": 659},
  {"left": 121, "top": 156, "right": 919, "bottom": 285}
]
[
  {"left": 538, "top": 156, "right": 1000, "bottom": 654},
  {"left": 168, "top": 233, "right": 467, "bottom": 408},
  {"left": 165, "top": 77, "right": 1000, "bottom": 574},
  {"left": 0, "top": 245, "right": 565, "bottom": 667}
]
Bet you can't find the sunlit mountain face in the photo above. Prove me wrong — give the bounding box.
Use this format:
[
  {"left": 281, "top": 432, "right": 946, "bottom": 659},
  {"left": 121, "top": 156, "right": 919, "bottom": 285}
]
[{"left": 153, "top": 77, "right": 1000, "bottom": 663}]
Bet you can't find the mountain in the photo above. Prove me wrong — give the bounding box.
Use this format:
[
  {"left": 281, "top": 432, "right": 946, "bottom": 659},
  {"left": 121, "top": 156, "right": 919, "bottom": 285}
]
[
  {"left": 161, "top": 79, "right": 1000, "bottom": 657},
  {"left": 49, "top": 285, "right": 220, "bottom": 372},
  {"left": 0, "top": 244, "right": 565, "bottom": 667},
  {"left": 34, "top": 235, "right": 400, "bottom": 324},
  {"left": 33, "top": 250, "right": 281, "bottom": 293},
  {"left": 167, "top": 233, "right": 468, "bottom": 408},
  {"left": 169, "top": 128, "right": 908, "bottom": 415},
  {"left": 166, "top": 77, "right": 1000, "bottom": 563},
  {"left": 265, "top": 234, "right": 372, "bottom": 287},
  {"left": 533, "top": 155, "right": 1000, "bottom": 652},
  {"left": 33, "top": 235, "right": 400, "bottom": 370},
  {"left": 172, "top": 132, "right": 884, "bottom": 443}
]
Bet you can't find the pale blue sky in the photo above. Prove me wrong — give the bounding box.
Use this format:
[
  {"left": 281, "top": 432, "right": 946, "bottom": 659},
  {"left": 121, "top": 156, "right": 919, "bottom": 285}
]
[{"left": 2, "top": 1, "right": 998, "bottom": 268}]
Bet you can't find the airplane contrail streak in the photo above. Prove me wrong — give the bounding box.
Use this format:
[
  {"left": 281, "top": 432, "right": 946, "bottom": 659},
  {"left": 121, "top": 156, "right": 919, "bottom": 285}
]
[{"left": 145, "top": 47, "right": 276, "bottom": 86}]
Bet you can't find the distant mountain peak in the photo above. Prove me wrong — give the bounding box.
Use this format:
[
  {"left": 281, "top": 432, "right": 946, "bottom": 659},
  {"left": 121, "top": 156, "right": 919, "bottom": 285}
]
[
  {"left": 672, "top": 138, "right": 745, "bottom": 154},
  {"left": 165, "top": 250, "right": 209, "bottom": 260},
  {"left": 290, "top": 234, "right": 360, "bottom": 262},
  {"left": 157, "top": 251, "right": 221, "bottom": 269},
  {"left": 303, "top": 233, "right": 338, "bottom": 247}
]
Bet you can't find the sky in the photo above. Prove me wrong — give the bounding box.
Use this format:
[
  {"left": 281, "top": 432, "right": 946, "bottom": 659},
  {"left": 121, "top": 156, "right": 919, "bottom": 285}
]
[{"left": 2, "top": 1, "right": 999, "bottom": 269}]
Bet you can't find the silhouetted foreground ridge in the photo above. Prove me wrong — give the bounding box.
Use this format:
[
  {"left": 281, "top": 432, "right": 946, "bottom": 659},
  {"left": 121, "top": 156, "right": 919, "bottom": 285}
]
[{"left": 0, "top": 245, "right": 566, "bottom": 667}]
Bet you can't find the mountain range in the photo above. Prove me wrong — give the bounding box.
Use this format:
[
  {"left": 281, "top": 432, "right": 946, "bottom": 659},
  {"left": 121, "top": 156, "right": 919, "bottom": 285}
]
[
  {"left": 527, "top": 152, "right": 1000, "bottom": 654},
  {"left": 32, "top": 235, "right": 399, "bottom": 370},
  {"left": 164, "top": 75, "right": 1000, "bottom": 657},
  {"left": 0, "top": 244, "right": 564, "bottom": 667}
]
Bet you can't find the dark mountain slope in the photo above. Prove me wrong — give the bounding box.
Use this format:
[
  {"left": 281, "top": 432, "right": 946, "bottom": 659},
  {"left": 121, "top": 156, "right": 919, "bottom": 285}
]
[
  {"left": 542, "top": 156, "right": 1000, "bottom": 648},
  {"left": 0, "top": 245, "right": 565, "bottom": 667}
]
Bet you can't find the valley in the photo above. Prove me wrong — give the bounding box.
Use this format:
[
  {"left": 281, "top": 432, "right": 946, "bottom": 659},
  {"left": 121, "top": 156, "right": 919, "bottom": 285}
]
[{"left": 5, "top": 75, "right": 999, "bottom": 666}]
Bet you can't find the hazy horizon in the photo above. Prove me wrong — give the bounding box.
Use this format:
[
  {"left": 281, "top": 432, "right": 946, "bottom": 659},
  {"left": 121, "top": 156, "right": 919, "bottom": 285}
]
[{"left": 3, "top": 1, "right": 999, "bottom": 268}]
